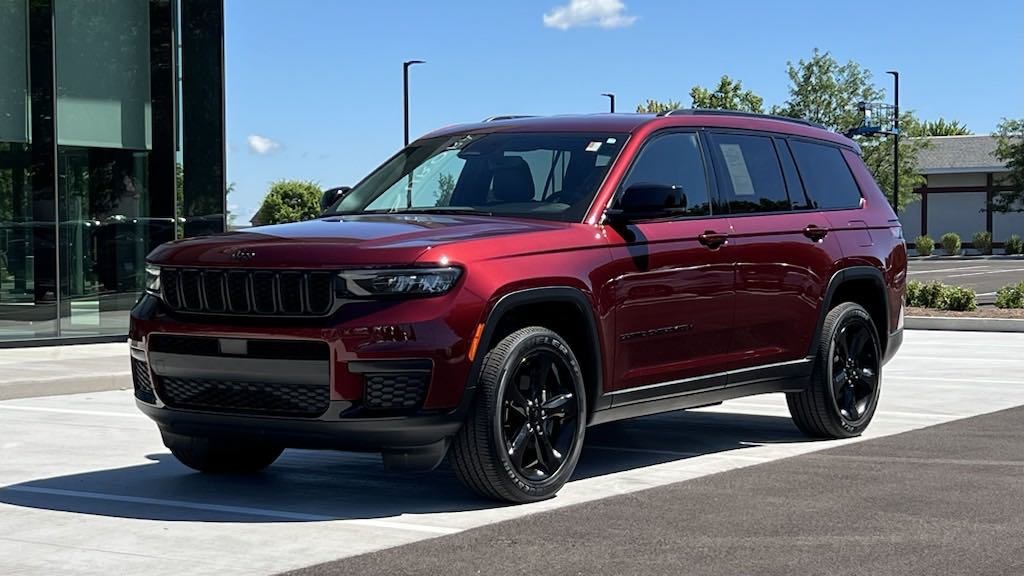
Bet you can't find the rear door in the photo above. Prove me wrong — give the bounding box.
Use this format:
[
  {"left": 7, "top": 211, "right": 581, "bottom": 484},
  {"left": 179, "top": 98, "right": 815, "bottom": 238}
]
[{"left": 706, "top": 131, "right": 842, "bottom": 372}]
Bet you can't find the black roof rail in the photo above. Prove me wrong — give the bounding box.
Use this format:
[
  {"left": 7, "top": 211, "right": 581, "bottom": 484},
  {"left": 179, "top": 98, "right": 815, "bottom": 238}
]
[
  {"left": 481, "top": 114, "right": 537, "bottom": 122},
  {"left": 659, "top": 108, "right": 827, "bottom": 130}
]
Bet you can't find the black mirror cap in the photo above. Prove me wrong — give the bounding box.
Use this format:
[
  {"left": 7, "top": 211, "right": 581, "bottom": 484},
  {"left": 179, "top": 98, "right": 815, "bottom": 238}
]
[
  {"left": 607, "top": 183, "right": 687, "bottom": 222},
  {"left": 320, "top": 186, "right": 352, "bottom": 212}
]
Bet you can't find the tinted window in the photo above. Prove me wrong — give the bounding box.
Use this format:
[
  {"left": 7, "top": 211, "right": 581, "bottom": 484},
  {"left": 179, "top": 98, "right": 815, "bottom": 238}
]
[
  {"left": 710, "top": 133, "right": 790, "bottom": 214},
  {"left": 789, "top": 140, "right": 863, "bottom": 209},
  {"left": 620, "top": 132, "right": 711, "bottom": 217},
  {"left": 775, "top": 139, "right": 814, "bottom": 210}
]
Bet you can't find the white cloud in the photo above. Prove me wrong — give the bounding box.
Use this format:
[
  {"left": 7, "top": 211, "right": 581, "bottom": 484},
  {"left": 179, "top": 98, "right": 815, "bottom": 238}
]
[
  {"left": 247, "top": 134, "right": 281, "bottom": 155},
  {"left": 543, "top": 0, "right": 636, "bottom": 30}
]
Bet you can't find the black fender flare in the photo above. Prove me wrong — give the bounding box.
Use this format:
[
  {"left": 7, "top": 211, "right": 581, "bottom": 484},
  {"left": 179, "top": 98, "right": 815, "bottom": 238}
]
[
  {"left": 810, "top": 266, "right": 890, "bottom": 358},
  {"left": 465, "top": 286, "right": 606, "bottom": 416}
]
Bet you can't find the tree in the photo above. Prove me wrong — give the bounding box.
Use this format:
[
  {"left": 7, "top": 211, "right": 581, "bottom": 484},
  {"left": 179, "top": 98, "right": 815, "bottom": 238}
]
[
  {"left": 905, "top": 117, "right": 972, "bottom": 137},
  {"left": 257, "top": 180, "right": 323, "bottom": 225},
  {"left": 436, "top": 172, "right": 456, "bottom": 206},
  {"left": 773, "top": 49, "right": 924, "bottom": 210},
  {"left": 689, "top": 75, "right": 764, "bottom": 113},
  {"left": 636, "top": 99, "right": 681, "bottom": 114},
  {"left": 991, "top": 118, "right": 1024, "bottom": 213}
]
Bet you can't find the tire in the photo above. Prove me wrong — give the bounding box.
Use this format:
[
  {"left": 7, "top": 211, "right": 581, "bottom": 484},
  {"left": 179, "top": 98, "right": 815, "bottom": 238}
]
[
  {"left": 451, "top": 326, "right": 587, "bottom": 503},
  {"left": 161, "top": 430, "right": 283, "bottom": 474},
  {"left": 787, "top": 302, "right": 882, "bottom": 439}
]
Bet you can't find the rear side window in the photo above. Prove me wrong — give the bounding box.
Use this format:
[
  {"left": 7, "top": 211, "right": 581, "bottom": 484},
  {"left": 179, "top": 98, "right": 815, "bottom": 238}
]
[
  {"left": 620, "top": 132, "right": 711, "bottom": 217},
  {"left": 708, "top": 133, "right": 790, "bottom": 214},
  {"left": 788, "top": 140, "right": 863, "bottom": 210}
]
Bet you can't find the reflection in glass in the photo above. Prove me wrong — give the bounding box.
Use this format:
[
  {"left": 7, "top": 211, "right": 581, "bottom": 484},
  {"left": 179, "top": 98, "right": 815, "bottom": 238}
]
[
  {"left": 1, "top": 0, "right": 58, "bottom": 340},
  {"left": 55, "top": 0, "right": 154, "bottom": 337}
]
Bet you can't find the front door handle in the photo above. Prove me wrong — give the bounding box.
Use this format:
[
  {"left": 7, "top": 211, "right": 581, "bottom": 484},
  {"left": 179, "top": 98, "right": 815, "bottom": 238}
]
[
  {"left": 698, "top": 231, "right": 728, "bottom": 250},
  {"left": 803, "top": 224, "right": 829, "bottom": 242}
]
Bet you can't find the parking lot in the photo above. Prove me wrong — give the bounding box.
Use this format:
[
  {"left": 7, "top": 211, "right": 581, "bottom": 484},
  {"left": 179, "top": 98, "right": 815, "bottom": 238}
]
[
  {"left": 2, "top": 330, "right": 1023, "bottom": 575},
  {"left": 909, "top": 256, "right": 1024, "bottom": 305}
]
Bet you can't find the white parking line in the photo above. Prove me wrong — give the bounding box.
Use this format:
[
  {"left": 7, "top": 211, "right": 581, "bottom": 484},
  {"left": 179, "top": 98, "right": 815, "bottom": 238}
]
[
  {"left": 0, "top": 405, "right": 145, "bottom": 419},
  {"left": 946, "top": 268, "right": 1024, "bottom": 278},
  {"left": 2, "top": 486, "right": 461, "bottom": 535},
  {"left": 908, "top": 266, "right": 990, "bottom": 275}
]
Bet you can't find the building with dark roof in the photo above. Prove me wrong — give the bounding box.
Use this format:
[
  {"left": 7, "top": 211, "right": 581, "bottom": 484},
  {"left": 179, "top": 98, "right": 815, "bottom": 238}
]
[{"left": 900, "top": 135, "right": 1021, "bottom": 248}]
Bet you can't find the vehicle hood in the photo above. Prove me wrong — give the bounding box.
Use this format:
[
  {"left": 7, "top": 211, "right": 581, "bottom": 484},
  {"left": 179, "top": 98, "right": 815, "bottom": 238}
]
[{"left": 147, "top": 213, "right": 570, "bottom": 268}]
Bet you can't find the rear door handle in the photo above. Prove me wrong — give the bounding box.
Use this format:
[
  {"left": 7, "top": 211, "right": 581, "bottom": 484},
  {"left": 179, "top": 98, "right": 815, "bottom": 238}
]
[
  {"left": 803, "top": 225, "right": 829, "bottom": 242},
  {"left": 698, "top": 231, "right": 728, "bottom": 250}
]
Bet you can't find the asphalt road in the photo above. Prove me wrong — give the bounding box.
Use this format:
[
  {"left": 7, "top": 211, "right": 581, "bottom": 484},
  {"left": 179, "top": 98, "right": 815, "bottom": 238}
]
[
  {"left": 908, "top": 256, "right": 1024, "bottom": 304},
  {"left": 288, "top": 405, "right": 1024, "bottom": 576},
  {"left": 1, "top": 330, "right": 1023, "bottom": 575}
]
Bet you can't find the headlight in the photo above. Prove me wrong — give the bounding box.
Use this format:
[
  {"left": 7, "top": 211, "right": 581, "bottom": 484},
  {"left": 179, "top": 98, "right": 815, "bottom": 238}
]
[
  {"left": 144, "top": 264, "right": 161, "bottom": 295},
  {"left": 338, "top": 267, "right": 461, "bottom": 297}
]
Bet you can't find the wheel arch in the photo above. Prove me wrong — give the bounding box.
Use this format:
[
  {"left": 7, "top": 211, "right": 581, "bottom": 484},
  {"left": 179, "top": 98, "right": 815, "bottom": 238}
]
[
  {"left": 468, "top": 287, "right": 605, "bottom": 419},
  {"left": 812, "top": 266, "right": 890, "bottom": 357}
]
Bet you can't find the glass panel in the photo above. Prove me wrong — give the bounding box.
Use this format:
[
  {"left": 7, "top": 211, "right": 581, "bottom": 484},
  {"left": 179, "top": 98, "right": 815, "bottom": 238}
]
[
  {"left": 54, "top": 0, "right": 152, "bottom": 150},
  {"left": 788, "top": 140, "right": 864, "bottom": 210},
  {"left": 0, "top": 0, "right": 30, "bottom": 144},
  {"left": 54, "top": 0, "right": 156, "bottom": 337},
  {"left": 710, "top": 133, "right": 790, "bottom": 214},
  {"left": 620, "top": 133, "right": 711, "bottom": 217},
  {"left": 1, "top": 2, "right": 58, "bottom": 341}
]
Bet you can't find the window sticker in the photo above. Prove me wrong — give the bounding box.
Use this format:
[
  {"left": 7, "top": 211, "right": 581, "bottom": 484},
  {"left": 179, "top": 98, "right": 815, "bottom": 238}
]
[
  {"left": 585, "top": 141, "right": 602, "bottom": 152},
  {"left": 606, "top": 137, "right": 617, "bottom": 144},
  {"left": 719, "top": 143, "right": 755, "bottom": 196}
]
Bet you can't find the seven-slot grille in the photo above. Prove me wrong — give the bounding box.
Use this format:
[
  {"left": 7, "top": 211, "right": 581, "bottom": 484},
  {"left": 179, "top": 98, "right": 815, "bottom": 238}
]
[{"left": 160, "top": 268, "right": 336, "bottom": 316}]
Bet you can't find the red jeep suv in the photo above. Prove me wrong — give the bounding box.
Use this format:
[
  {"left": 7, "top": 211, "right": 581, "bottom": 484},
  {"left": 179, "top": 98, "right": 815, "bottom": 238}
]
[{"left": 131, "top": 110, "right": 906, "bottom": 503}]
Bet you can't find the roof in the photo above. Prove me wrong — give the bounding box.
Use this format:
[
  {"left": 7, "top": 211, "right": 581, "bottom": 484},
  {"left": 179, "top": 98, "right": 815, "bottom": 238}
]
[
  {"left": 422, "top": 111, "right": 855, "bottom": 151},
  {"left": 914, "top": 135, "right": 1008, "bottom": 175}
]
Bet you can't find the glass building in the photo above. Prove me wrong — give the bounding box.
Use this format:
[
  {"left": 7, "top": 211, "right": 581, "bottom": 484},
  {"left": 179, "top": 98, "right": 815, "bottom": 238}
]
[{"left": 0, "top": 0, "right": 225, "bottom": 346}]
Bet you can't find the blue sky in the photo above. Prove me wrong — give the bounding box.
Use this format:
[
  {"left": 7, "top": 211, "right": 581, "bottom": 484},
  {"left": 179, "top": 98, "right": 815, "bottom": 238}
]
[{"left": 224, "top": 0, "right": 1024, "bottom": 222}]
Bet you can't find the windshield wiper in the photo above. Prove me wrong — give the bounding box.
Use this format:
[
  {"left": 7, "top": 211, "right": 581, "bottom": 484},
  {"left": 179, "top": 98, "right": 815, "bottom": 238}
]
[{"left": 391, "top": 207, "right": 493, "bottom": 215}]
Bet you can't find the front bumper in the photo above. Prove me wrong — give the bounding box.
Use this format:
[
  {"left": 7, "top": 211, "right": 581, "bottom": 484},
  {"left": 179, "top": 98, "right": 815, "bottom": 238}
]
[{"left": 129, "top": 292, "right": 483, "bottom": 452}]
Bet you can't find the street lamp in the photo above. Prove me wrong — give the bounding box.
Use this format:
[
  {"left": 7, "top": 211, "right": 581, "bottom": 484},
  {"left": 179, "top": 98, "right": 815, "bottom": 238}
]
[
  {"left": 601, "top": 92, "right": 615, "bottom": 113},
  {"left": 403, "top": 60, "right": 426, "bottom": 146},
  {"left": 887, "top": 70, "right": 900, "bottom": 210}
]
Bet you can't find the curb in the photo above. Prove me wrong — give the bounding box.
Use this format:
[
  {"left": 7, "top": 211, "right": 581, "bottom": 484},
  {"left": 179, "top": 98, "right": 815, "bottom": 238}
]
[
  {"left": 905, "top": 316, "right": 1024, "bottom": 333},
  {"left": 0, "top": 373, "right": 132, "bottom": 402}
]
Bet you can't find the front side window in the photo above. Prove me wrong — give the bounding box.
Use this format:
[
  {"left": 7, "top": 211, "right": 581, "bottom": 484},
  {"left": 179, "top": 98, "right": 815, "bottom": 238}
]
[
  {"left": 330, "top": 132, "right": 627, "bottom": 222},
  {"left": 618, "top": 132, "right": 711, "bottom": 217},
  {"left": 709, "top": 133, "right": 790, "bottom": 214},
  {"left": 788, "top": 140, "right": 863, "bottom": 210}
]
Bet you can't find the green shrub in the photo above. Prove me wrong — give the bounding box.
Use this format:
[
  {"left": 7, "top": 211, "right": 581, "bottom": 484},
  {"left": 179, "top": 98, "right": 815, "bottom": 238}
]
[
  {"left": 1005, "top": 234, "right": 1024, "bottom": 255},
  {"left": 940, "top": 232, "right": 961, "bottom": 256},
  {"left": 972, "top": 231, "right": 993, "bottom": 255},
  {"left": 914, "top": 235, "right": 934, "bottom": 256},
  {"left": 906, "top": 280, "right": 945, "bottom": 308},
  {"left": 937, "top": 285, "right": 977, "bottom": 311},
  {"left": 995, "top": 282, "right": 1024, "bottom": 309},
  {"left": 256, "top": 180, "right": 323, "bottom": 225}
]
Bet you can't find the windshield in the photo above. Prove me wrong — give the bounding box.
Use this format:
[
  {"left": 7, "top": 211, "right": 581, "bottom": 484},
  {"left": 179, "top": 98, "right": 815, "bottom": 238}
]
[{"left": 328, "top": 132, "right": 628, "bottom": 222}]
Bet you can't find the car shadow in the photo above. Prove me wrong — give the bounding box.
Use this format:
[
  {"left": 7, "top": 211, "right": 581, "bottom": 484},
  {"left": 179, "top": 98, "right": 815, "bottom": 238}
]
[{"left": 0, "top": 409, "right": 808, "bottom": 523}]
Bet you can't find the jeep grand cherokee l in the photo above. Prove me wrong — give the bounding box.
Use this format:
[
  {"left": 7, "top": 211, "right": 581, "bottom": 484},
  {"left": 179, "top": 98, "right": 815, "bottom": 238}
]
[{"left": 131, "top": 110, "right": 906, "bottom": 503}]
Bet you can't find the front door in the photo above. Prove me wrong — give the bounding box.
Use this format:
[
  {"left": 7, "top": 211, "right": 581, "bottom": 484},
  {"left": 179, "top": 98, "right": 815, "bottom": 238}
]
[{"left": 603, "top": 131, "right": 736, "bottom": 394}]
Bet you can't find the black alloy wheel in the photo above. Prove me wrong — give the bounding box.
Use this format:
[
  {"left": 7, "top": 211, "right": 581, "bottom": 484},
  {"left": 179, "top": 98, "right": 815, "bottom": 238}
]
[
  {"left": 500, "top": 350, "right": 579, "bottom": 481},
  {"left": 451, "top": 326, "right": 587, "bottom": 503},
  {"left": 787, "top": 302, "right": 882, "bottom": 439}
]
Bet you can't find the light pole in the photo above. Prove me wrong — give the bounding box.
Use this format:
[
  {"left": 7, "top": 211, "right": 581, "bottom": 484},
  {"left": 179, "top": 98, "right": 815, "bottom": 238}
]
[
  {"left": 601, "top": 92, "right": 616, "bottom": 113},
  {"left": 887, "top": 70, "right": 900, "bottom": 210},
  {"left": 403, "top": 60, "right": 425, "bottom": 146}
]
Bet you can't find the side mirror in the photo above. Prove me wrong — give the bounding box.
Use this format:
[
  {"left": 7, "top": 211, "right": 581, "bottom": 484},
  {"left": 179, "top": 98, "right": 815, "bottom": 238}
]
[
  {"left": 606, "top": 183, "right": 687, "bottom": 222},
  {"left": 320, "top": 186, "right": 352, "bottom": 211}
]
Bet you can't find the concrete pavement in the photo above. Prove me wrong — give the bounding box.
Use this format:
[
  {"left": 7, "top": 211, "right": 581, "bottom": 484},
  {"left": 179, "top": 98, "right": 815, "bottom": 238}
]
[
  {"left": 0, "top": 330, "right": 1022, "bottom": 575},
  {"left": 0, "top": 341, "right": 129, "bottom": 401}
]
